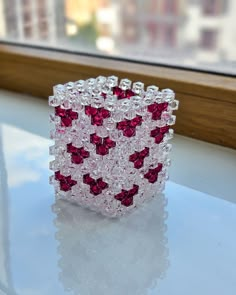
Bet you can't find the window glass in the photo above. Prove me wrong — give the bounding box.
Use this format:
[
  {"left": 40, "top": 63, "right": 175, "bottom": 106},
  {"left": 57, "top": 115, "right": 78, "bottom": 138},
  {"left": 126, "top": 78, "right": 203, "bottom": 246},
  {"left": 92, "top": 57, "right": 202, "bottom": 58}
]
[
  {"left": 201, "top": 29, "right": 217, "bottom": 50},
  {"left": 203, "top": 0, "right": 221, "bottom": 15},
  {"left": 0, "top": 0, "right": 235, "bottom": 75}
]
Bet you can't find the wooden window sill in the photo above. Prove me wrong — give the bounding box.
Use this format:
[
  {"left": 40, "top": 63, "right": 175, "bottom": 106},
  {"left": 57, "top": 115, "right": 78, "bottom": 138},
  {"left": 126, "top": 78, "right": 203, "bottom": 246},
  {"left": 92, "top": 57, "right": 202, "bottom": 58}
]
[{"left": 0, "top": 43, "right": 235, "bottom": 149}]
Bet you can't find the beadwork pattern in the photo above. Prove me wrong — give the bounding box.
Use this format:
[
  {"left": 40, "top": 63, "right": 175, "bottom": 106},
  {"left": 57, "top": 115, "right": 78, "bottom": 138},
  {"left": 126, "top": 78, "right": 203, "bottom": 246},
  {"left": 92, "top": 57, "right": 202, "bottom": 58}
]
[{"left": 49, "top": 76, "right": 178, "bottom": 217}]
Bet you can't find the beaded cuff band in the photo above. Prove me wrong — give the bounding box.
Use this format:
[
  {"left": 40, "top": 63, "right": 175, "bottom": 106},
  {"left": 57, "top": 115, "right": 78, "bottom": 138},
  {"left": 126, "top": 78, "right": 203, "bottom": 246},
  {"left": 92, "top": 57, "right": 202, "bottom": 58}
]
[{"left": 49, "top": 76, "right": 179, "bottom": 217}]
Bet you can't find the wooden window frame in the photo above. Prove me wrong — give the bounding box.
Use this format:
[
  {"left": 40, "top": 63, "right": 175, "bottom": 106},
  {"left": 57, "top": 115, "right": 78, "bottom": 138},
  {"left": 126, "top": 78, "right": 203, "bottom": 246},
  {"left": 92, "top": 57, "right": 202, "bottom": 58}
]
[{"left": 0, "top": 42, "right": 235, "bottom": 149}]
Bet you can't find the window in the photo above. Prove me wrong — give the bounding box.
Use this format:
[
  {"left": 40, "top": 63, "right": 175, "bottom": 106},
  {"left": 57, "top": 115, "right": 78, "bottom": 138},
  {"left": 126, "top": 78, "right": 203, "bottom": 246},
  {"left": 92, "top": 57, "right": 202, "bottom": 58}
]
[
  {"left": 163, "top": 24, "right": 176, "bottom": 47},
  {"left": 37, "top": 0, "right": 49, "bottom": 39},
  {"left": 0, "top": 1, "right": 235, "bottom": 150},
  {"left": 162, "top": 0, "right": 178, "bottom": 15},
  {"left": 22, "top": 0, "right": 33, "bottom": 39},
  {"left": 201, "top": 29, "right": 217, "bottom": 50},
  {"left": 0, "top": 0, "right": 235, "bottom": 75},
  {"left": 146, "top": 21, "right": 159, "bottom": 46},
  {"left": 202, "top": 0, "right": 222, "bottom": 15},
  {"left": 147, "top": 0, "right": 159, "bottom": 13}
]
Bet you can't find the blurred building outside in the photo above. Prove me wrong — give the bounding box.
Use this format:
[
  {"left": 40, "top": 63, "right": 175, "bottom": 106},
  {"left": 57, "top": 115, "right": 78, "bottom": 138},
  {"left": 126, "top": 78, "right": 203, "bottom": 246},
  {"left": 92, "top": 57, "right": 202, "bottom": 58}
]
[
  {"left": 0, "top": 0, "right": 65, "bottom": 43},
  {"left": 0, "top": 0, "right": 235, "bottom": 72}
]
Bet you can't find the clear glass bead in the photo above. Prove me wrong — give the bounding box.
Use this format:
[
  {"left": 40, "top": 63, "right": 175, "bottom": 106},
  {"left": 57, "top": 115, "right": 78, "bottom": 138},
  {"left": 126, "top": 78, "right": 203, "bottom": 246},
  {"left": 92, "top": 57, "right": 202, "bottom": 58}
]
[
  {"left": 167, "top": 115, "right": 176, "bottom": 125},
  {"left": 164, "top": 129, "right": 174, "bottom": 141},
  {"left": 124, "top": 110, "right": 136, "bottom": 120},
  {"left": 74, "top": 80, "right": 85, "bottom": 92},
  {"left": 49, "top": 95, "right": 60, "bottom": 107},
  {"left": 81, "top": 133, "right": 89, "bottom": 144},
  {"left": 53, "top": 84, "right": 65, "bottom": 100},
  {"left": 57, "top": 125, "right": 66, "bottom": 134},
  {"left": 96, "top": 126, "right": 108, "bottom": 138},
  {"left": 49, "top": 160, "right": 57, "bottom": 171},
  {"left": 111, "top": 181, "right": 122, "bottom": 193},
  {"left": 107, "top": 75, "right": 118, "bottom": 87},
  {"left": 54, "top": 141, "right": 65, "bottom": 154},
  {"left": 166, "top": 158, "right": 171, "bottom": 166},
  {"left": 50, "top": 129, "right": 56, "bottom": 140},
  {"left": 83, "top": 142, "right": 95, "bottom": 152},
  {"left": 143, "top": 93, "right": 155, "bottom": 105},
  {"left": 118, "top": 99, "right": 131, "bottom": 112},
  {"left": 92, "top": 87, "right": 101, "bottom": 97},
  {"left": 65, "top": 82, "right": 74, "bottom": 92},
  {"left": 79, "top": 114, "right": 91, "bottom": 129},
  {"left": 103, "top": 118, "right": 116, "bottom": 130},
  {"left": 146, "top": 85, "right": 159, "bottom": 95},
  {"left": 91, "top": 96, "right": 104, "bottom": 108},
  {"left": 142, "top": 111, "right": 152, "bottom": 122},
  {"left": 49, "top": 175, "right": 55, "bottom": 185},
  {"left": 136, "top": 105, "right": 147, "bottom": 116},
  {"left": 72, "top": 137, "right": 82, "bottom": 148},
  {"left": 80, "top": 92, "right": 91, "bottom": 105},
  {"left": 155, "top": 119, "right": 166, "bottom": 128},
  {"left": 96, "top": 76, "right": 106, "bottom": 87},
  {"left": 90, "top": 169, "right": 100, "bottom": 179},
  {"left": 60, "top": 166, "right": 71, "bottom": 177},
  {"left": 49, "top": 113, "right": 60, "bottom": 124},
  {"left": 161, "top": 111, "right": 171, "bottom": 122},
  {"left": 71, "top": 101, "right": 83, "bottom": 112},
  {"left": 86, "top": 78, "right": 96, "bottom": 90},
  {"left": 132, "top": 81, "right": 144, "bottom": 94},
  {"left": 64, "top": 131, "right": 74, "bottom": 144},
  {"left": 102, "top": 84, "right": 111, "bottom": 94},
  {"left": 155, "top": 91, "right": 163, "bottom": 103},
  {"left": 49, "top": 145, "right": 55, "bottom": 155},
  {"left": 162, "top": 143, "right": 172, "bottom": 153},
  {"left": 61, "top": 98, "right": 72, "bottom": 109},
  {"left": 162, "top": 88, "right": 175, "bottom": 102},
  {"left": 104, "top": 95, "right": 117, "bottom": 111},
  {"left": 111, "top": 111, "right": 123, "bottom": 122},
  {"left": 169, "top": 100, "right": 179, "bottom": 110},
  {"left": 122, "top": 179, "right": 133, "bottom": 190},
  {"left": 119, "top": 78, "right": 132, "bottom": 90},
  {"left": 130, "top": 95, "right": 142, "bottom": 109},
  {"left": 109, "top": 129, "right": 122, "bottom": 141}
]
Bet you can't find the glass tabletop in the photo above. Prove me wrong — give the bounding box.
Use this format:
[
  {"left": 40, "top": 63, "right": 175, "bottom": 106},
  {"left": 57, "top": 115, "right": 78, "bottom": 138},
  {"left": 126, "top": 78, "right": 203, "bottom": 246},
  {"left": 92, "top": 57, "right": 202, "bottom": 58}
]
[{"left": 0, "top": 90, "right": 236, "bottom": 295}]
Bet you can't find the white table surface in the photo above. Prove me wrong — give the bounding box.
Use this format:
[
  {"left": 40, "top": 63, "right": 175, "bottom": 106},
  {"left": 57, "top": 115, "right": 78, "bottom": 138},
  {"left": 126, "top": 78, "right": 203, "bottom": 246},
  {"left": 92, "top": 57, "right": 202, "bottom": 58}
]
[{"left": 0, "top": 90, "right": 236, "bottom": 295}]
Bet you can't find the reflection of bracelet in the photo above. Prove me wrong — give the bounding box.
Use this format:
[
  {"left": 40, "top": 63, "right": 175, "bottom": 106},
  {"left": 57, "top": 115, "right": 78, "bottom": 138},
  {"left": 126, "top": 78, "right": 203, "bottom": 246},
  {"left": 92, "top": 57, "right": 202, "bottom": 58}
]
[{"left": 49, "top": 76, "right": 178, "bottom": 217}]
